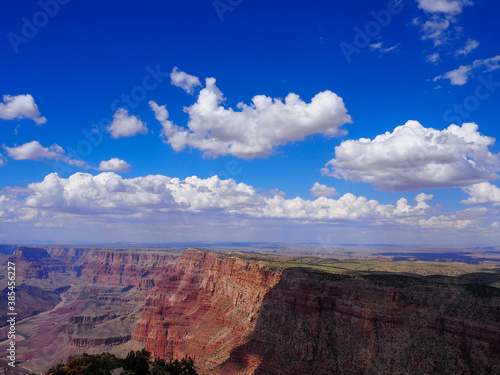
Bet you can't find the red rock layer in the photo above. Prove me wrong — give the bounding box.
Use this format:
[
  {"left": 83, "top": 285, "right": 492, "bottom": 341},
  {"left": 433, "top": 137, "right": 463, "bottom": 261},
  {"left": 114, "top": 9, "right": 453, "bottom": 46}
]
[
  {"left": 5, "top": 247, "right": 500, "bottom": 375},
  {"left": 81, "top": 250, "right": 178, "bottom": 286},
  {"left": 10, "top": 247, "right": 74, "bottom": 280},
  {"left": 133, "top": 249, "right": 282, "bottom": 372}
]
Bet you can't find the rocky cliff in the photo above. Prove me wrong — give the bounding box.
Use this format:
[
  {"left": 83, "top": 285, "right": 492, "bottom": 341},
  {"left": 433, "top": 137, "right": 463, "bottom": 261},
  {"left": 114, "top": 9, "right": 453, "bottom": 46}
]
[
  {"left": 42, "top": 247, "right": 179, "bottom": 286},
  {"left": 220, "top": 268, "right": 500, "bottom": 375},
  {"left": 80, "top": 250, "right": 177, "bottom": 286},
  {"left": 134, "top": 251, "right": 500, "bottom": 375},
  {"left": 133, "top": 249, "right": 282, "bottom": 372},
  {"left": 2, "top": 247, "right": 500, "bottom": 375},
  {"left": 9, "top": 246, "right": 74, "bottom": 280}
]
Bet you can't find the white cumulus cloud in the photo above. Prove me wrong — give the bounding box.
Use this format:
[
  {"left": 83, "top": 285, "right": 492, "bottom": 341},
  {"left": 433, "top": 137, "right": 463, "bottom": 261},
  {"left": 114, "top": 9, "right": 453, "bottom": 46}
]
[
  {"left": 0, "top": 172, "right": 434, "bottom": 226},
  {"left": 433, "top": 65, "right": 472, "bottom": 85},
  {"left": 149, "top": 101, "right": 177, "bottom": 139},
  {"left": 0, "top": 94, "right": 47, "bottom": 125},
  {"left": 309, "top": 182, "right": 338, "bottom": 197},
  {"left": 170, "top": 67, "right": 202, "bottom": 94},
  {"left": 107, "top": 108, "right": 148, "bottom": 139},
  {"left": 151, "top": 75, "right": 352, "bottom": 158},
  {"left": 3, "top": 140, "right": 88, "bottom": 167},
  {"left": 418, "top": 215, "right": 473, "bottom": 229},
  {"left": 97, "top": 158, "right": 131, "bottom": 173},
  {"left": 416, "top": 0, "right": 473, "bottom": 15},
  {"left": 461, "top": 182, "right": 500, "bottom": 205},
  {"left": 322, "top": 121, "right": 499, "bottom": 191},
  {"left": 4, "top": 172, "right": 495, "bottom": 238},
  {"left": 434, "top": 55, "right": 500, "bottom": 85}
]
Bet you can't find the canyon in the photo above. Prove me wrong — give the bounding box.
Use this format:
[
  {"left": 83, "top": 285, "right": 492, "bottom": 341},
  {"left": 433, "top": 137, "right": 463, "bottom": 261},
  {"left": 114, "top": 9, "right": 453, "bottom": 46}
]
[{"left": 0, "top": 246, "right": 499, "bottom": 374}]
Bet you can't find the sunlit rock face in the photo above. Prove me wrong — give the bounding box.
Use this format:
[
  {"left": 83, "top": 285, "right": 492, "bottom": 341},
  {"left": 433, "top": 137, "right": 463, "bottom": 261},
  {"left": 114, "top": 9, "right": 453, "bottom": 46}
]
[{"left": 134, "top": 248, "right": 282, "bottom": 372}]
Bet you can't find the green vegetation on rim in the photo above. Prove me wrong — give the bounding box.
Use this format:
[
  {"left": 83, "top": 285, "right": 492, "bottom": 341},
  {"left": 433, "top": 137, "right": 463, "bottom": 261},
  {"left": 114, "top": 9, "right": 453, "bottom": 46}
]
[
  {"left": 44, "top": 350, "right": 198, "bottom": 375},
  {"left": 228, "top": 252, "right": 500, "bottom": 289}
]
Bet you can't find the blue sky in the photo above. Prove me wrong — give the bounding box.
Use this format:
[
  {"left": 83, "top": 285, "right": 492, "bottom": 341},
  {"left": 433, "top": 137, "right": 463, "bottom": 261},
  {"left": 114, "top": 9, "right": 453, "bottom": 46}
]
[{"left": 0, "top": 0, "right": 499, "bottom": 245}]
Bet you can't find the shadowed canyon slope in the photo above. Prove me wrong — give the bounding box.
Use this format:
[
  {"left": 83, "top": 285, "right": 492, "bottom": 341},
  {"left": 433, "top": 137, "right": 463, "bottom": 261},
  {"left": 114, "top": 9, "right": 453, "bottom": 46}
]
[{"left": 0, "top": 246, "right": 499, "bottom": 374}]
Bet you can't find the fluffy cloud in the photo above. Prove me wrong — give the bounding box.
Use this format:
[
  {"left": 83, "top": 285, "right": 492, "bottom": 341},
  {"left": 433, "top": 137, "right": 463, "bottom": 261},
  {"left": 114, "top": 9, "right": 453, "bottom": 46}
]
[
  {"left": 0, "top": 94, "right": 47, "bottom": 125},
  {"left": 322, "top": 121, "right": 499, "bottom": 191},
  {"left": 418, "top": 215, "right": 473, "bottom": 229},
  {"left": 4, "top": 141, "right": 64, "bottom": 161},
  {"left": 97, "top": 158, "right": 131, "bottom": 173},
  {"left": 416, "top": 0, "right": 473, "bottom": 15},
  {"left": 3, "top": 141, "right": 88, "bottom": 167},
  {"left": 401, "top": 204, "right": 485, "bottom": 230},
  {"left": 433, "top": 65, "right": 472, "bottom": 85},
  {"left": 434, "top": 55, "right": 500, "bottom": 85},
  {"left": 149, "top": 101, "right": 177, "bottom": 139},
  {"left": 151, "top": 76, "right": 352, "bottom": 158},
  {"left": 22, "top": 173, "right": 173, "bottom": 215},
  {"left": 170, "top": 67, "right": 202, "bottom": 94},
  {"left": 107, "top": 108, "right": 148, "bottom": 139},
  {"left": 3, "top": 173, "right": 493, "bottom": 241},
  {"left": 309, "top": 182, "right": 338, "bottom": 197},
  {"left": 0, "top": 172, "right": 434, "bottom": 225},
  {"left": 461, "top": 182, "right": 500, "bottom": 205}
]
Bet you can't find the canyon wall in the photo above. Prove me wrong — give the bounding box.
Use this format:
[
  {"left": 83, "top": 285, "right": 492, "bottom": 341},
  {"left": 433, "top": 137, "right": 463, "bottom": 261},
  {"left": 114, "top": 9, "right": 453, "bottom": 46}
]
[
  {"left": 80, "top": 250, "right": 177, "bottom": 286},
  {"left": 220, "top": 268, "right": 500, "bottom": 375},
  {"left": 134, "top": 251, "right": 500, "bottom": 374},
  {"left": 133, "top": 249, "right": 282, "bottom": 372},
  {"left": 2, "top": 247, "right": 500, "bottom": 375},
  {"left": 10, "top": 247, "right": 76, "bottom": 280}
]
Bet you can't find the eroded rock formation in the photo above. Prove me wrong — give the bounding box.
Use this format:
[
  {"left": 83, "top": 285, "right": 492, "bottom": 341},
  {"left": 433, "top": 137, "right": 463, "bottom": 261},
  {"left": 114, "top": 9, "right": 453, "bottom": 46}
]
[
  {"left": 134, "top": 249, "right": 282, "bottom": 371},
  {"left": 1, "top": 247, "right": 499, "bottom": 375},
  {"left": 220, "top": 268, "right": 500, "bottom": 375}
]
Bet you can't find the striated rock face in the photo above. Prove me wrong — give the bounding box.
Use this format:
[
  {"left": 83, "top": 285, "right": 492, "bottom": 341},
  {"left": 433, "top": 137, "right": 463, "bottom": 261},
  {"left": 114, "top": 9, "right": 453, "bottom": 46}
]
[
  {"left": 42, "top": 247, "right": 180, "bottom": 285},
  {"left": 10, "top": 246, "right": 73, "bottom": 280},
  {"left": 0, "top": 247, "right": 180, "bottom": 373},
  {"left": 3, "top": 247, "right": 500, "bottom": 375},
  {"left": 81, "top": 250, "right": 178, "bottom": 286},
  {"left": 219, "top": 268, "right": 500, "bottom": 375},
  {"left": 44, "top": 247, "right": 93, "bottom": 265},
  {"left": 71, "top": 335, "right": 132, "bottom": 347},
  {"left": 133, "top": 249, "right": 282, "bottom": 372},
  {"left": 130, "top": 249, "right": 500, "bottom": 375}
]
